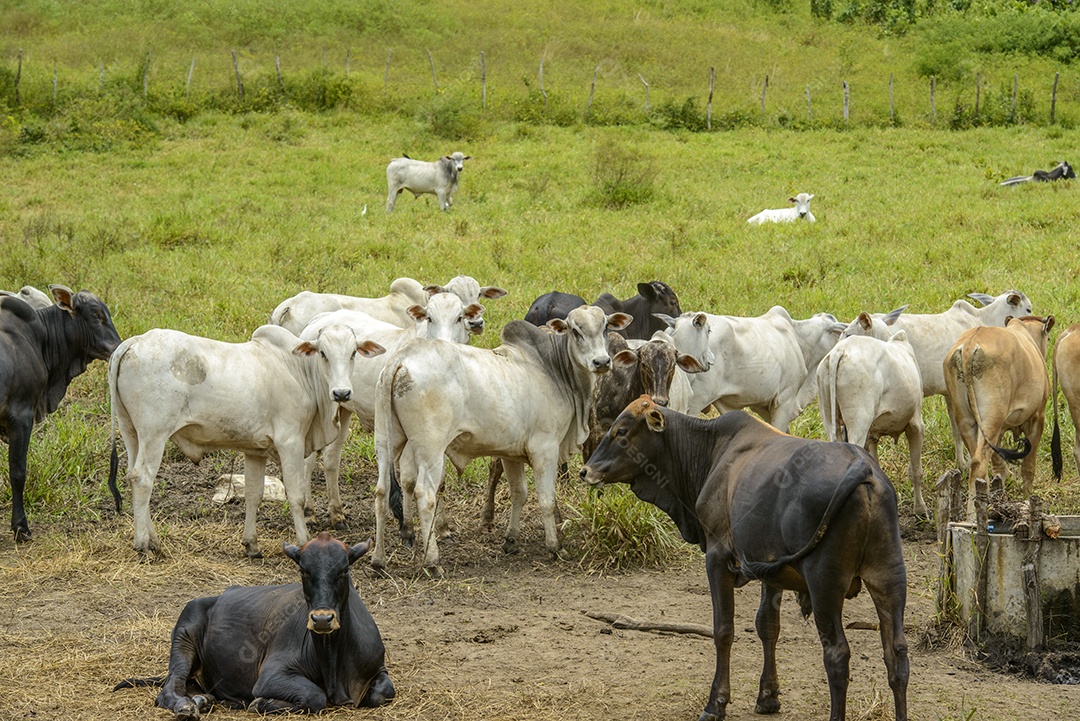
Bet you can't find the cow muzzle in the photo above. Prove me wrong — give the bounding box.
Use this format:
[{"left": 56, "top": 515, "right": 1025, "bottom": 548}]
[
  {"left": 580, "top": 466, "right": 605, "bottom": 489},
  {"left": 591, "top": 357, "right": 612, "bottom": 373},
  {"left": 307, "top": 609, "right": 340, "bottom": 634},
  {"left": 332, "top": 388, "right": 352, "bottom": 403}
]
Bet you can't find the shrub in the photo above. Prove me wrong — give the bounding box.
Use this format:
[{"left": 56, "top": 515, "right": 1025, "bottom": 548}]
[
  {"left": 567, "top": 485, "right": 693, "bottom": 570},
  {"left": 585, "top": 139, "right": 658, "bottom": 209}
]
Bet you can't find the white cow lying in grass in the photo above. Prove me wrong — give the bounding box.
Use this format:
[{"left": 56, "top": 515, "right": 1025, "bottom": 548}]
[
  {"left": 747, "top": 192, "right": 816, "bottom": 224},
  {"left": 386, "top": 152, "right": 471, "bottom": 212}
]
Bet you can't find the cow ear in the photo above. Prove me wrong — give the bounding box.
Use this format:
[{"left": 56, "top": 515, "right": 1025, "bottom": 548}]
[
  {"left": 889, "top": 330, "right": 909, "bottom": 344},
  {"left": 652, "top": 313, "right": 675, "bottom": 330},
  {"left": 606, "top": 312, "right": 632, "bottom": 331},
  {"left": 883, "top": 305, "right": 907, "bottom": 325},
  {"left": 407, "top": 304, "right": 428, "bottom": 322},
  {"left": 613, "top": 349, "right": 638, "bottom": 368},
  {"left": 547, "top": 318, "right": 568, "bottom": 335},
  {"left": 1003, "top": 315, "right": 1015, "bottom": 327},
  {"left": 677, "top": 354, "right": 707, "bottom": 374},
  {"left": 348, "top": 538, "right": 373, "bottom": 564},
  {"left": 464, "top": 303, "right": 485, "bottom": 319},
  {"left": 693, "top": 312, "right": 708, "bottom": 329},
  {"left": 637, "top": 282, "right": 656, "bottom": 300},
  {"left": 357, "top": 340, "right": 386, "bottom": 358},
  {"left": 967, "top": 293, "right": 994, "bottom": 307},
  {"left": 1008, "top": 292, "right": 1023, "bottom": 307},
  {"left": 1044, "top": 315, "right": 1056, "bottom": 334},
  {"left": 293, "top": 341, "right": 319, "bottom": 357},
  {"left": 645, "top": 407, "right": 665, "bottom": 432},
  {"left": 463, "top": 156, "right": 472, "bottom": 160},
  {"left": 857, "top": 312, "right": 872, "bottom": 331},
  {"left": 283, "top": 542, "right": 303, "bottom": 564},
  {"left": 49, "top": 284, "right": 76, "bottom": 314},
  {"left": 828, "top": 321, "right": 846, "bottom": 336},
  {"left": 480, "top": 286, "right": 507, "bottom": 299},
  {"left": 423, "top": 285, "right": 446, "bottom": 298},
  {"left": 788, "top": 197, "right": 797, "bottom": 204}
]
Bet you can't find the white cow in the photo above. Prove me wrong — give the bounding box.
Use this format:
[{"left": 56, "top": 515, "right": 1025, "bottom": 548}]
[
  {"left": 0, "top": 285, "right": 53, "bottom": 310},
  {"left": 747, "top": 193, "right": 816, "bottom": 224},
  {"left": 386, "top": 151, "right": 471, "bottom": 212},
  {"left": 817, "top": 321, "right": 927, "bottom": 516},
  {"left": 298, "top": 293, "right": 483, "bottom": 527},
  {"left": 108, "top": 324, "right": 385, "bottom": 557},
  {"left": 270, "top": 276, "right": 506, "bottom": 335},
  {"left": 840, "top": 290, "right": 1033, "bottom": 464},
  {"left": 668, "top": 307, "right": 845, "bottom": 431},
  {"left": 372, "top": 306, "right": 630, "bottom": 572}
]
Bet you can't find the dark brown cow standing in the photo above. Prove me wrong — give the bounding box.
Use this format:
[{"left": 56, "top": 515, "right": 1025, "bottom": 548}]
[
  {"left": 0, "top": 286, "right": 120, "bottom": 541},
  {"left": 582, "top": 397, "right": 908, "bottom": 721},
  {"left": 117, "top": 533, "right": 393, "bottom": 719}
]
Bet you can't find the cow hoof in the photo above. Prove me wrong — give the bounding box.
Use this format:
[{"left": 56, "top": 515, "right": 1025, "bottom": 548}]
[
  {"left": 501, "top": 537, "right": 520, "bottom": 555},
  {"left": 399, "top": 531, "right": 415, "bottom": 548},
  {"left": 755, "top": 690, "right": 781, "bottom": 714},
  {"left": 243, "top": 541, "right": 263, "bottom": 559},
  {"left": 12, "top": 527, "right": 32, "bottom": 543},
  {"left": 174, "top": 699, "right": 200, "bottom": 721}
]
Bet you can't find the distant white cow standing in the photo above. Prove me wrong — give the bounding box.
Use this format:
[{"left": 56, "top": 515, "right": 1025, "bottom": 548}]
[
  {"left": 817, "top": 318, "right": 927, "bottom": 516},
  {"left": 386, "top": 152, "right": 471, "bottom": 212},
  {"left": 747, "top": 193, "right": 816, "bottom": 224},
  {"left": 108, "top": 324, "right": 384, "bottom": 557}
]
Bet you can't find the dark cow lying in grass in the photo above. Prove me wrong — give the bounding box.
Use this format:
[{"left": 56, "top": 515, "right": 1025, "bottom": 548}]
[
  {"left": 116, "top": 533, "right": 394, "bottom": 719},
  {"left": 582, "top": 397, "right": 908, "bottom": 721},
  {"left": 1000, "top": 160, "right": 1076, "bottom": 186}
]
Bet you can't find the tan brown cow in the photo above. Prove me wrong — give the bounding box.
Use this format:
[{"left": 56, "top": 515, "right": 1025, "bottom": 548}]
[
  {"left": 1051, "top": 323, "right": 1080, "bottom": 480},
  {"left": 944, "top": 315, "right": 1055, "bottom": 517}
]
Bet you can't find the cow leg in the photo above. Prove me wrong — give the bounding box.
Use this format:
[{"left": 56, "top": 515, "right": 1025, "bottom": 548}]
[
  {"left": 701, "top": 547, "right": 735, "bottom": 721},
  {"left": 371, "top": 440, "right": 399, "bottom": 572},
  {"left": 6, "top": 414, "right": 33, "bottom": 542},
  {"left": 130, "top": 434, "right": 168, "bottom": 555},
  {"left": 241, "top": 454, "right": 269, "bottom": 559},
  {"left": 906, "top": 420, "right": 927, "bottom": 517},
  {"left": 156, "top": 596, "right": 216, "bottom": 721},
  {"left": 501, "top": 459, "right": 528, "bottom": 555},
  {"left": 301, "top": 452, "right": 318, "bottom": 523},
  {"left": 531, "top": 453, "right": 562, "bottom": 557},
  {"left": 808, "top": 582, "right": 851, "bottom": 721},
  {"left": 1020, "top": 416, "right": 1044, "bottom": 497},
  {"left": 480, "top": 458, "right": 503, "bottom": 533},
  {"left": 250, "top": 666, "right": 328, "bottom": 714},
  {"left": 436, "top": 188, "right": 450, "bottom": 211},
  {"left": 863, "top": 573, "right": 910, "bottom": 721},
  {"left": 413, "top": 451, "right": 445, "bottom": 571},
  {"left": 755, "top": 583, "right": 783, "bottom": 714},
  {"left": 321, "top": 408, "right": 352, "bottom": 530},
  {"left": 386, "top": 186, "right": 400, "bottom": 212},
  {"left": 944, "top": 396, "right": 970, "bottom": 469},
  {"left": 278, "top": 443, "right": 313, "bottom": 549},
  {"left": 360, "top": 666, "right": 396, "bottom": 707}
]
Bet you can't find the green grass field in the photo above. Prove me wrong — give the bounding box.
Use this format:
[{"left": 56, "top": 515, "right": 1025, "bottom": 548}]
[{"left": 3, "top": 0, "right": 1080, "bottom": 541}]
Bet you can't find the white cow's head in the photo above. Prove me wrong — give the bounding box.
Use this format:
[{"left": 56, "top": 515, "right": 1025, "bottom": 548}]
[
  {"left": 840, "top": 306, "right": 906, "bottom": 341},
  {"left": 423, "top": 276, "right": 507, "bottom": 334},
  {"left": 407, "top": 292, "right": 483, "bottom": 345},
  {"left": 447, "top": 151, "right": 472, "bottom": 172},
  {"left": 967, "top": 290, "right": 1032, "bottom": 327},
  {"left": 790, "top": 192, "right": 814, "bottom": 219},
  {"left": 294, "top": 325, "right": 385, "bottom": 403},
  {"left": 547, "top": 305, "right": 631, "bottom": 375},
  {"left": 661, "top": 312, "right": 714, "bottom": 372}
]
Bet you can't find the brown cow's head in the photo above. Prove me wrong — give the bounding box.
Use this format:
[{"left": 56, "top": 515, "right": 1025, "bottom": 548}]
[
  {"left": 581, "top": 395, "right": 667, "bottom": 490},
  {"left": 284, "top": 532, "right": 371, "bottom": 635}
]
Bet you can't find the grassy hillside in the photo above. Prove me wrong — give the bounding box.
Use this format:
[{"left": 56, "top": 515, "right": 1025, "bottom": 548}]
[{"left": 1, "top": 1, "right": 1079, "bottom": 538}]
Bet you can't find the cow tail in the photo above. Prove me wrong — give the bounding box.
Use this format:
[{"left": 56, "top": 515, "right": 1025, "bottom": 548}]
[
  {"left": 828, "top": 349, "right": 844, "bottom": 443},
  {"left": 739, "top": 458, "right": 874, "bottom": 580},
  {"left": 961, "top": 345, "right": 1032, "bottom": 463},
  {"left": 1052, "top": 346, "right": 1064, "bottom": 481},
  {"left": 106, "top": 344, "right": 127, "bottom": 514}
]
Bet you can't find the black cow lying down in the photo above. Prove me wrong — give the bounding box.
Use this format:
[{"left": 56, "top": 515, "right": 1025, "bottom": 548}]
[
  {"left": 116, "top": 533, "right": 393, "bottom": 719},
  {"left": 1000, "top": 160, "right": 1076, "bottom": 186},
  {"left": 582, "top": 397, "right": 908, "bottom": 721}
]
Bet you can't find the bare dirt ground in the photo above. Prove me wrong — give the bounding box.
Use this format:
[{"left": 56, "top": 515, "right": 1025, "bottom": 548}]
[{"left": 2, "top": 456, "right": 1078, "bottom": 721}]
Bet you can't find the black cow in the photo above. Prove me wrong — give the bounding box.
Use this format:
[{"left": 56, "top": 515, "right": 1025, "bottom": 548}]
[
  {"left": 582, "top": 397, "right": 908, "bottom": 721},
  {"left": 117, "top": 533, "right": 394, "bottom": 719},
  {"left": 524, "top": 281, "right": 681, "bottom": 340},
  {"left": 0, "top": 286, "right": 120, "bottom": 541},
  {"left": 1000, "top": 160, "right": 1076, "bottom": 186}
]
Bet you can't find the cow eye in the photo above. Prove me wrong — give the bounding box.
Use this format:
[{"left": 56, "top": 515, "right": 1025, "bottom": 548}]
[
  {"left": 614, "top": 425, "right": 628, "bottom": 438},
  {"left": 351, "top": 350, "right": 358, "bottom": 359},
  {"left": 572, "top": 328, "right": 582, "bottom": 339},
  {"left": 319, "top": 351, "right": 327, "bottom": 360}
]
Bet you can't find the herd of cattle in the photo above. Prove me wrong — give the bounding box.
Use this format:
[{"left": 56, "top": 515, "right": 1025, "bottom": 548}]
[{"left": 1, "top": 276, "right": 1075, "bottom": 721}]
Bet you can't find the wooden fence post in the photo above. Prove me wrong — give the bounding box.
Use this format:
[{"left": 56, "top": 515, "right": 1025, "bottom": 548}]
[
  {"left": 1051, "top": 71, "right": 1060, "bottom": 124},
  {"left": 14, "top": 47, "right": 21, "bottom": 106},
  {"left": 972, "top": 477, "right": 990, "bottom": 642},
  {"left": 843, "top": 80, "right": 849, "bottom": 123},
  {"left": 275, "top": 55, "right": 283, "bottom": 90},
  {"left": 539, "top": 57, "right": 547, "bottom": 110},
  {"left": 427, "top": 49, "right": 438, "bottom": 94},
  {"left": 1012, "top": 73, "right": 1018, "bottom": 120},
  {"left": 384, "top": 49, "right": 391, "bottom": 89},
  {"left": 889, "top": 74, "right": 895, "bottom": 124},
  {"left": 934, "top": 469, "right": 962, "bottom": 615},
  {"left": 1021, "top": 495, "right": 1044, "bottom": 650},
  {"left": 806, "top": 84, "right": 813, "bottom": 123},
  {"left": 186, "top": 57, "right": 195, "bottom": 100},
  {"left": 638, "top": 73, "right": 649, "bottom": 112},
  {"left": 931, "top": 75, "right": 936, "bottom": 124},
  {"left": 231, "top": 49, "right": 244, "bottom": 102},
  {"left": 707, "top": 66, "right": 714, "bottom": 130},
  {"left": 587, "top": 64, "right": 599, "bottom": 120},
  {"left": 142, "top": 51, "right": 150, "bottom": 98},
  {"left": 481, "top": 51, "right": 487, "bottom": 109},
  {"left": 760, "top": 75, "right": 768, "bottom": 116}
]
